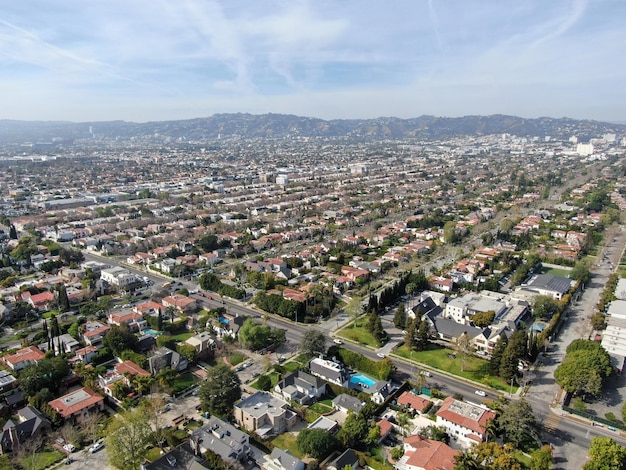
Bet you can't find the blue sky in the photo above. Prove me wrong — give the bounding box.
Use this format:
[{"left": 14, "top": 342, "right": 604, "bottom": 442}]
[{"left": 1, "top": 0, "right": 624, "bottom": 122}]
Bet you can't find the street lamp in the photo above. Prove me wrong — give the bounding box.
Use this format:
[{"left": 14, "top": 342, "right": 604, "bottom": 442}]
[{"left": 509, "top": 377, "right": 514, "bottom": 397}]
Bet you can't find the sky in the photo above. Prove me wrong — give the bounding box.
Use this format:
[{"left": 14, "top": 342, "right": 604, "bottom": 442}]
[{"left": 1, "top": 0, "right": 625, "bottom": 123}]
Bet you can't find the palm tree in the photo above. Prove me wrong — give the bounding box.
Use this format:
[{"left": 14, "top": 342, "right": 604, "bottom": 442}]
[{"left": 454, "top": 452, "right": 480, "bottom": 470}]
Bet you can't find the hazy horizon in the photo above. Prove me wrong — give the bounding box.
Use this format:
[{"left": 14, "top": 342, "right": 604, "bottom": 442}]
[{"left": 2, "top": 0, "right": 624, "bottom": 123}]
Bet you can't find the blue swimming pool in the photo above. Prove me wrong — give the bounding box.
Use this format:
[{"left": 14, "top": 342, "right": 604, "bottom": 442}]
[
  {"left": 350, "top": 373, "right": 376, "bottom": 387},
  {"left": 143, "top": 329, "right": 163, "bottom": 336}
]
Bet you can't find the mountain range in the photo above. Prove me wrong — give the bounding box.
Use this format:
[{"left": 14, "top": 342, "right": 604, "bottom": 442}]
[{"left": 0, "top": 113, "right": 624, "bottom": 145}]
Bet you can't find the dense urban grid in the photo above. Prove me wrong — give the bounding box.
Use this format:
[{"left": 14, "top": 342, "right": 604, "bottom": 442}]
[{"left": 0, "top": 115, "right": 625, "bottom": 470}]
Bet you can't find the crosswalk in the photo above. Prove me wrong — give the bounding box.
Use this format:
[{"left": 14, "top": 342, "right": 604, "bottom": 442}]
[{"left": 542, "top": 414, "right": 562, "bottom": 433}]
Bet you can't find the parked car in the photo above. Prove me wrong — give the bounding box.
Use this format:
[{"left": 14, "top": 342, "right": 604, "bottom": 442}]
[
  {"left": 474, "top": 390, "right": 487, "bottom": 397},
  {"left": 89, "top": 441, "right": 105, "bottom": 453},
  {"left": 62, "top": 444, "right": 76, "bottom": 453}
]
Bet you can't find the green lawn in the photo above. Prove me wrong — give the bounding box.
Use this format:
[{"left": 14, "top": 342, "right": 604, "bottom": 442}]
[
  {"left": 169, "top": 332, "right": 193, "bottom": 342},
  {"left": 283, "top": 361, "right": 304, "bottom": 373},
  {"left": 395, "top": 344, "right": 513, "bottom": 391},
  {"left": 270, "top": 433, "right": 303, "bottom": 458},
  {"left": 20, "top": 449, "right": 65, "bottom": 470},
  {"left": 308, "top": 401, "right": 333, "bottom": 414},
  {"left": 228, "top": 352, "right": 246, "bottom": 366},
  {"left": 172, "top": 372, "right": 198, "bottom": 394},
  {"left": 145, "top": 447, "right": 163, "bottom": 463},
  {"left": 252, "top": 372, "right": 280, "bottom": 390},
  {"left": 539, "top": 265, "right": 572, "bottom": 277},
  {"left": 337, "top": 325, "right": 381, "bottom": 347}
]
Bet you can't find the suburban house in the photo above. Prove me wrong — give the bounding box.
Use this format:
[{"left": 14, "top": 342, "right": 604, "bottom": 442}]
[
  {"left": 397, "top": 391, "right": 432, "bottom": 414},
  {"left": 73, "top": 346, "right": 98, "bottom": 364},
  {"left": 0, "top": 371, "right": 17, "bottom": 394},
  {"left": 100, "top": 266, "right": 139, "bottom": 290},
  {"left": 517, "top": 274, "right": 572, "bottom": 300},
  {"left": 350, "top": 379, "right": 392, "bottom": 405},
  {"left": 601, "top": 299, "right": 626, "bottom": 371},
  {"left": 308, "top": 357, "right": 350, "bottom": 387},
  {"left": 0, "top": 406, "right": 50, "bottom": 454},
  {"left": 395, "top": 435, "right": 459, "bottom": 470},
  {"left": 162, "top": 294, "right": 197, "bottom": 313},
  {"left": 133, "top": 301, "right": 164, "bottom": 317},
  {"left": 21, "top": 291, "right": 55, "bottom": 311},
  {"left": 233, "top": 391, "right": 297, "bottom": 439},
  {"left": 48, "top": 387, "right": 105, "bottom": 421},
  {"left": 263, "top": 448, "right": 305, "bottom": 470},
  {"left": 332, "top": 394, "right": 365, "bottom": 414},
  {"left": 435, "top": 397, "right": 496, "bottom": 447},
  {"left": 273, "top": 370, "right": 326, "bottom": 405},
  {"left": 375, "top": 418, "right": 395, "bottom": 444},
  {"left": 44, "top": 333, "right": 80, "bottom": 355},
  {"left": 3, "top": 346, "right": 45, "bottom": 371},
  {"left": 185, "top": 332, "right": 216, "bottom": 357},
  {"left": 327, "top": 449, "right": 360, "bottom": 470},
  {"left": 142, "top": 443, "right": 210, "bottom": 470},
  {"left": 81, "top": 320, "right": 111, "bottom": 347},
  {"left": 108, "top": 311, "right": 147, "bottom": 332},
  {"left": 98, "top": 360, "right": 151, "bottom": 402},
  {"left": 189, "top": 417, "right": 250, "bottom": 463},
  {"left": 147, "top": 347, "right": 188, "bottom": 375}
]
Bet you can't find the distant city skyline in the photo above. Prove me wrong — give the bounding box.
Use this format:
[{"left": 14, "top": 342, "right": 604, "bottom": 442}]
[{"left": 1, "top": 0, "right": 624, "bottom": 123}]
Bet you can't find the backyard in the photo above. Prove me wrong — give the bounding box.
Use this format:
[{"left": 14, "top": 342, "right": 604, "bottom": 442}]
[
  {"left": 172, "top": 371, "right": 198, "bottom": 394},
  {"left": 336, "top": 324, "right": 381, "bottom": 347}
]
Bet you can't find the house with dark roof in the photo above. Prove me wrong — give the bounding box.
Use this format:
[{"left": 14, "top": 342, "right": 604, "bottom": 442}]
[
  {"left": 308, "top": 357, "right": 349, "bottom": 387},
  {"left": 273, "top": 370, "right": 326, "bottom": 405},
  {"left": 262, "top": 447, "right": 305, "bottom": 470},
  {"left": 518, "top": 274, "right": 572, "bottom": 300},
  {"left": 0, "top": 406, "right": 50, "bottom": 454},
  {"left": 141, "top": 443, "right": 210, "bottom": 470},
  {"left": 327, "top": 449, "right": 360, "bottom": 470},
  {"left": 147, "top": 347, "right": 188, "bottom": 375},
  {"left": 189, "top": 417, "right": 249, "bottom": 464},
  {"left": 332, "top": 394, "right": 365, "bottom": 414}
]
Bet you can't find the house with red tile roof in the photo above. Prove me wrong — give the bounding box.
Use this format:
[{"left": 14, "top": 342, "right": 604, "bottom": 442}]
[
  {"left": 397, "top": 391, "right": 432, "bottom": 414},
  {"left": 48, "top": 387, "right": 104, "bottom": 421},
  {"left": 375, "top": 418, "right": 394, "bottom": 443},
  {"left": 396, "top": 435, "right": 459, "bottom": 470},
  {"left": 3, "top": 346, "right": 46, "bottom": 371},
  {"left": 435, "top": 397, "right": 496, "bottom": 447},
  {"left": 108, "top": 311, "right": 147, "bottom": 332},
  {"left": 133, "top": 301, "right": 164, "bottom": 316},
  {"left": 21, "top": 291, "right": 55, "bottom": 311},
  {"left": 81, "top": 320, "right": 111, "bottom": 347},
  {"left": 162, "top": 294, "right": 197, "bottom": 313}
]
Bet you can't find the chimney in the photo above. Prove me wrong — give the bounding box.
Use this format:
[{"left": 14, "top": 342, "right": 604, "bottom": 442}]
[{"left": 194, "top": 436, "right": 201, "bottom": 456}]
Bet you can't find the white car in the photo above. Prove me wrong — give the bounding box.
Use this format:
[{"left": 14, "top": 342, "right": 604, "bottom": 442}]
[
  {"left": 474, "top": 390, "right": 487, "bottom": 397},
  {"left": 376, "top": 353, "right": 386, "bottom": 358},
  {"left": 62, "top": 444, "right": 76, "bottom": 453},
  {"left": 89, "top": 442, "right": 105, "bottom": 453},
  {"left": 333, "top": 339, "right": 343, "bottom": 345}
]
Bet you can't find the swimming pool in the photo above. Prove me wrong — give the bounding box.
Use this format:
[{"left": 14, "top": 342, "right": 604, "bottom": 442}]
[
  {"left": 143, "top": 329, "right": 163, "bottom": 336},
  {"left": 350, "top": 373, "right": 376, "bottom": 388}
]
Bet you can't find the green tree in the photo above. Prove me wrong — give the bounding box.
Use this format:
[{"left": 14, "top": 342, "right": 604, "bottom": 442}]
[
  {"left": 418, "top": 425, "right": 449, "bottom": 443},
  {"left": 300, "top": 329, "right": 327, "bottom": 358},
  {"left": 368, "top": 312, "right": 387, "bottom": 345},
  {"left": 532, "top": 295, "right": 559, "bottom": 319},
  {"left": 238, "top": 318, "right": 285, "bottom": 351},
  {"left": 554, "top": 344, "right": 612, "bottom": 396},
  {"left": 530, "top": 445, "right": 552, "bottom": 470},
  {"left": 257, "top": 375, "right": 272, "bottom": 391},
  {"left": 365, "top": 422, "right": 381, "bottom": 445},
  {"left": 105, "top": 408, "right": 152, "bottom": 470},
  {"left": 570, "top": 260, "right": 591, "bottom": 285},
  {"left": 496, "top": 399, "right": 536, "bottom": 448},
  {"left": 454, "top": 451, "right": 481, "bottom": 470},
  {"left": 103, "top": 324, "right": 139, "bottom": 356},
  {"left": 199, "top": 364, "right": 241, "bottom": 417},
  {"left": 583, "top": 436, "right": 626, "bottom": 470},
  {"left": 443, "top": 221, "right": 459, "bottom": 244},
  {"left": 489, "top": 334, "right": 508, "bottom": 375},
  {"left": 471, "top": 310, "right": 495, "bottom": 327},
  {"left": 345, "top": 296, "right": 363, "bottom": 328},
  {"left": 19, "top": 356, "right": 70, "bottom": 397},
  {"left": 296, "top": 428, "right": 337, "bottom": 460},
  {"left": 394, "top": 304, "right": 407, "bottom": 329},
  {"left": 342, "top": 411, "right": 368, "bottom": 448},
  {"left": 415, "top": 318, "right": 430, "bottom": 351}
]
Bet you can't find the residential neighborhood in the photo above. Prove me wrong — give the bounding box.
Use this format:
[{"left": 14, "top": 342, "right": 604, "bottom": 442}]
[{"left": 0, "top": 120, "right": 624, "bottom": 470}]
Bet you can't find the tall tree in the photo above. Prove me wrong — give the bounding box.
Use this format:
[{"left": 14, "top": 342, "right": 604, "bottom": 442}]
[
  {"left": 342, "top": 411, "right": 368, "bottom": 448},
  {"left": 105, "top": 408, "right": 152, "bottom": 470},
  {"left": 198, "top": 364, "right": 241, "bottom": 417},
  {"left": 296, "top": 428, "right": 337, "bottom": 460},
  {"left": 489, "top": 334, "right": 508, "bottom": 375},
  {"left": 300, "top": 329, "right": 327, "bottom": 358},
  {"left": 415, "top": 318, "right": 430, "bottom": 351},
  {"left": 496, "top": 400, "right": 537, "bottom": 448},
  {"left": 56, "top": 284, "right": 70, "bottom": 312},
  {"left": 455, "top": 332, "right": 474, "bottom": 372},
  {"left": 394, "top": 304, "right": 407, "bottom": 329}
]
